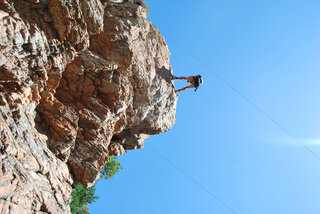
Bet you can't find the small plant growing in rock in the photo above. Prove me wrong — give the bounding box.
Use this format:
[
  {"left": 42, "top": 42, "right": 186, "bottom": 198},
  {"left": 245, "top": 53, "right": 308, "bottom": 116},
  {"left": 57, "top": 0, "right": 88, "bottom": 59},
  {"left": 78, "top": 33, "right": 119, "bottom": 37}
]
[
  {"left": 101, "top": 155, "right": 123, "bottom": 180},
  {"left": 143, "top": 3, "right": 150, "bottom": 15},
  {"left": 154, "top": 30, "right": 159, "bottom": 42},
  {"left": 135, "top": 0, "right": 150, "bottom": 15}
]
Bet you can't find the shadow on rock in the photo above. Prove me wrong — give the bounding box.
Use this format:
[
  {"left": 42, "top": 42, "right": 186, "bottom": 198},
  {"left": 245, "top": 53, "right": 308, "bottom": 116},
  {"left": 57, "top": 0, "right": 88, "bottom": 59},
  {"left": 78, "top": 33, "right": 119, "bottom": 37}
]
[{"left": 156, "top": 66, "right": 173, "bottom": 84}]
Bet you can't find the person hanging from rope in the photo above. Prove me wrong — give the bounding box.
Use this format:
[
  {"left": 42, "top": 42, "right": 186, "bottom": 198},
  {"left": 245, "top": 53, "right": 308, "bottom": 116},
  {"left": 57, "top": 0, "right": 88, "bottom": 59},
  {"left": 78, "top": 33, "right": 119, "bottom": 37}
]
[{"left": 172, "top": 75, "right": 203, "bottom": 93}]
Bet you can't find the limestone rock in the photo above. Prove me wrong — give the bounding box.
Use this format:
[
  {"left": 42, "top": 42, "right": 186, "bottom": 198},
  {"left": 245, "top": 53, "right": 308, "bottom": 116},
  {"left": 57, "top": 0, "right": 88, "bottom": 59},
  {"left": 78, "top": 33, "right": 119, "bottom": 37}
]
[{"left": 0, "top": 0, "right": 177, "bottom": 213}]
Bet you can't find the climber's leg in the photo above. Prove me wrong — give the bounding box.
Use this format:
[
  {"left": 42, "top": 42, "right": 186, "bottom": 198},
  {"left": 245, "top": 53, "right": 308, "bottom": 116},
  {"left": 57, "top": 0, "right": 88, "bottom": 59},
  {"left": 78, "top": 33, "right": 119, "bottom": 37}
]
[
  {"left": 175, "top": 76, "right": 194, "bottom": 82},
  {"left": 175, "top": 84, "right": 195, "bottom": 93}
]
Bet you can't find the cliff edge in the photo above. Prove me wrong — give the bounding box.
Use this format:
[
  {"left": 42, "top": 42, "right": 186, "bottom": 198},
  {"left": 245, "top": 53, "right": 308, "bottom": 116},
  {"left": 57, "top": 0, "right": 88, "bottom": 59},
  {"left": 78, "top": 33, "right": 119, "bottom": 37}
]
[{"left": 0, "top": 0, "right": 177, "bottom": 213}]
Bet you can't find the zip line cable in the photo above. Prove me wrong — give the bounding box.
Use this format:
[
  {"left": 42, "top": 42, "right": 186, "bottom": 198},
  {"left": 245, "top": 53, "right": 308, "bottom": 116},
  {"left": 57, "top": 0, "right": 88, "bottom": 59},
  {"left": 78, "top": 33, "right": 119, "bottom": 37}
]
[
  {"left": 149, "top": 145, "right": 238, "bottom": 214},
  {"left": 162, "top": 32, "right": 320, "bottom": 161}
]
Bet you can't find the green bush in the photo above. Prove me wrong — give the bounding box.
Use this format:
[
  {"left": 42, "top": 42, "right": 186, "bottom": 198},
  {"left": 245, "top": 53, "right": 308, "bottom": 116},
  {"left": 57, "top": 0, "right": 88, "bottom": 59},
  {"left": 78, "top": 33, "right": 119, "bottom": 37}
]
[
  {"left": 70, "top": 183, "right": 98, "bottom": 214},
  {"left": 101, "top": 155, "right": 123, "bottom": 180},
  {"left": 70, "top": 156, "right": 122, "bottom": 213}
]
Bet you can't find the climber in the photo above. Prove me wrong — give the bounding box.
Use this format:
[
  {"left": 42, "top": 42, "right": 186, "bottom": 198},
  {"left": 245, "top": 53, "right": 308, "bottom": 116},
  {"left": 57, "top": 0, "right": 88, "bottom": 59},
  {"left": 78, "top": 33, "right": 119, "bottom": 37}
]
[{"left": 172, "top": 75, "right": 203, "bottom": 93}]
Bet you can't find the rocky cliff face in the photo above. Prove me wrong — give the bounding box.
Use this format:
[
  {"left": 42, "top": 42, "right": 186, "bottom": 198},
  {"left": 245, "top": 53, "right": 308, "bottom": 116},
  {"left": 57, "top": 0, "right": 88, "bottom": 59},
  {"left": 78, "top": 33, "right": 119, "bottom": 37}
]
[{"left": 0, "top": 0, "right": 177, "bottom": 213}]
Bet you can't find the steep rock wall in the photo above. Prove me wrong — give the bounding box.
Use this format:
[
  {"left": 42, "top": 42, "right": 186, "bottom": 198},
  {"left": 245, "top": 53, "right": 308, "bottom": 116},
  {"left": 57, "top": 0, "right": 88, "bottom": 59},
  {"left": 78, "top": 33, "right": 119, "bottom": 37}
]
[{"left": 0, "top": 0, "right": 177, "bottom": 213}]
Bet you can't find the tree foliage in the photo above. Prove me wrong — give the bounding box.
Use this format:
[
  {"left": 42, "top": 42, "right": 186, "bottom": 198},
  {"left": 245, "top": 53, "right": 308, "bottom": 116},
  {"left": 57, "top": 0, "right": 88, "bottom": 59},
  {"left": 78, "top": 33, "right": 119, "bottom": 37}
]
[
  {"left": 101, "top": 155, "right": 123, "bottom": 180},
  {"left": 70, "top": 183, "right": 98, "bottom": 214},
  {"left": 70, "top": 156, "right": 122, "bottom": 213}
]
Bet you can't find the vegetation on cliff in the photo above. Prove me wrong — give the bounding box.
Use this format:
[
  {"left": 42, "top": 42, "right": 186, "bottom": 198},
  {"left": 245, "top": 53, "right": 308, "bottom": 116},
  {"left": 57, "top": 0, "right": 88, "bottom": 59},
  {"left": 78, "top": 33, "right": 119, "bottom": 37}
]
[
  {"left": 70, "top": 156, "right": 122, "bottom": 214},
  {"left": 70, "top": 183, "right": 98, "bottom": 214}
]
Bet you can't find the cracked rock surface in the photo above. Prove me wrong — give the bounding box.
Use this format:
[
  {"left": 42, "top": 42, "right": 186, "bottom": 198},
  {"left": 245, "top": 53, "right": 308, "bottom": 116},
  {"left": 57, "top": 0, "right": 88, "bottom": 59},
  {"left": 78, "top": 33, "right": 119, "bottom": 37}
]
[{"left": 0, "top": 0, "right": 177, "bottom": 213}]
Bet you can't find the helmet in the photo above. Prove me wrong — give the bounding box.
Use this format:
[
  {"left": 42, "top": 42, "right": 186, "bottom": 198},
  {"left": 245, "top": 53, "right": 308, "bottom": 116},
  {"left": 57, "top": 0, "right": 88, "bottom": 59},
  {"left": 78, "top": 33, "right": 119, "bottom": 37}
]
[
  {"left": 197, "top": 75, "right": 203, "bottom": 86},
  {"left": 193, "top": 75, "right": 203, "bottom": 92}
]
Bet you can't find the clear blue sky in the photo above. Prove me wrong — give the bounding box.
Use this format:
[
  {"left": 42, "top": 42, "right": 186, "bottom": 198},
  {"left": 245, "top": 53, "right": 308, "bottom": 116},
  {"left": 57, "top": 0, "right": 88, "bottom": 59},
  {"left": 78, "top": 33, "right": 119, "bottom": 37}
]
[{"left": 89, "top": 1, "right": 320, "bottom": 213}]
